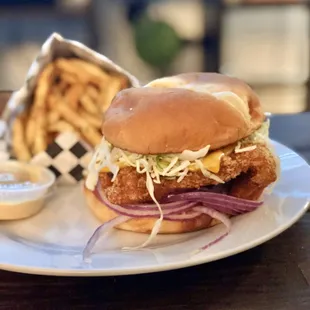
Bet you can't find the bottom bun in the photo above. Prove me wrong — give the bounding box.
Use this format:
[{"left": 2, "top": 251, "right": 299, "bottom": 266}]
[{"left": 84, "top": 187, "right": 221, "bottom": 234}]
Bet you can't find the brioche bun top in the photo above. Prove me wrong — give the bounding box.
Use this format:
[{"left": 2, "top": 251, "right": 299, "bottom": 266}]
[{"left": 102, "top": 73, "right": 264, "bottom": 154}]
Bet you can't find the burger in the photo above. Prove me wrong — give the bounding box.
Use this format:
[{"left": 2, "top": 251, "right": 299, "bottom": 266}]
[{"left": 83, "top": 73, "right": 279, "bottom": 257}]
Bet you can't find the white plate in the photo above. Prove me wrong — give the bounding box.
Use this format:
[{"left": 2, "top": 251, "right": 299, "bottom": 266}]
[{"left": 0, "top": 141, "right": 309, "bottom": 276}]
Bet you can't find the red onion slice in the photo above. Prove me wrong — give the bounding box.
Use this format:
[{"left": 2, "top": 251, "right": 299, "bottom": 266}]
[
  {"left": 85, "top": 185, "right": 261, "bottom": 258},
  {"left": 192, "top": 206, "right": 231, "bottom": 254},
  {"left": 83, "top": 215, "right": 130, "bottom": 261},
  {"left": 165, "top": 191, "right": 262, "bottom": 207},
  {"left": 201, "top": 200, "right": 256, "bottom": 215},
  {"left": 95, "top": 184, "right": 198, "bottom": 218},
  {"left": 201, "top": 203, "right": 239, "bottom": 216},
  {"left": 165, "top": 191, "right": 263, "bottom": 215},
  {"left": 164, "top": 191, "right": 262, "bottom": 216}
]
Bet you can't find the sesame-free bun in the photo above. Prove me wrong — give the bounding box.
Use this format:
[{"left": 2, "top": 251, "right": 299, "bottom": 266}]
[
  {"left": 84, "top": 186, "right": 220, "bottom": 234},
  {"left": 102, "top": 72, "right": 264, "bottom": 154}
]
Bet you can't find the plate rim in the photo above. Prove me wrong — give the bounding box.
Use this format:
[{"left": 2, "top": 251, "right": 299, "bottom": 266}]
[{"left": 0, "top": 140, "right": 309, "bottom": 277}]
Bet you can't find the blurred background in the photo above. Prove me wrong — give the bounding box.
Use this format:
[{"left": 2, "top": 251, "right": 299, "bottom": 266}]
[{"left": 0, "top": 0, "right": 309, "bottom": 114}]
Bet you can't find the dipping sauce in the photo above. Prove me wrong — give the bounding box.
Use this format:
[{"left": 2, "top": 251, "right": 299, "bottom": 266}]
[
  {"left": 0, "top": 170, "right": 35, "bottom": 188},
  {"left": 0, "top": 161, "right": 55, "bottom": 220}
]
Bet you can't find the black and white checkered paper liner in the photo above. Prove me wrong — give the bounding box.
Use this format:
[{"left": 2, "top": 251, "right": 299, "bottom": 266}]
[
  {"left": 0, "top": 32, "right": 140, "bottom": 184},
  {"left": 31, "top": 132, "right": 93, "bottom": 184},
  {"left": 0, "top": 130, "right": 93, "bottom": 184}
]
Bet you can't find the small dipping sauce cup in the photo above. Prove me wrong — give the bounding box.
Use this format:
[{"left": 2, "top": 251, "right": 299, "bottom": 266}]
[{"left": 0, "top": 161, "right": 55, "bottom": 220}]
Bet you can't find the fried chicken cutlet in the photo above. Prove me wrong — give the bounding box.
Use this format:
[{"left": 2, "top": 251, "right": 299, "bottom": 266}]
[{"left": 99, "top": 143, "right": 277, "bottom": 205}]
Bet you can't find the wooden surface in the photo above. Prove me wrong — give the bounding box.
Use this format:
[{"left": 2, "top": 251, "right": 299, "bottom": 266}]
[{"left": 0, "top": 92, "right": 310, "bottom": 310}]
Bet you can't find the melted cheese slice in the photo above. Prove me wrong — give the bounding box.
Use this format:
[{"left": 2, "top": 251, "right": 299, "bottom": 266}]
[
  {"left": 187, "top": 150, "right": 223, "bottom": 173},
  {"left": 201, "top": 150, "right": 224, "bottom": 173}
]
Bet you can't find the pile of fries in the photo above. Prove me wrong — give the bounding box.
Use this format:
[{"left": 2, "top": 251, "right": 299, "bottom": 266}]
[{"left": 12, "top": 58, "right": 129, "bottom": 161}]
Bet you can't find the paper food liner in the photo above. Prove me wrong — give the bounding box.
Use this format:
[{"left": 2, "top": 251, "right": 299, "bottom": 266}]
[
  {"left": 0, "top": 120, "right": 9, "bottom": 161},
  {"left": 0, "top": 33, "right": 141, "bottom": 184}
]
